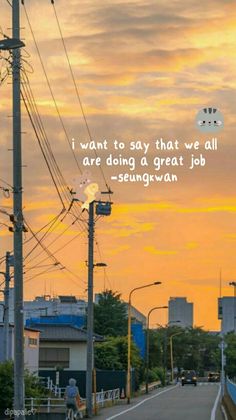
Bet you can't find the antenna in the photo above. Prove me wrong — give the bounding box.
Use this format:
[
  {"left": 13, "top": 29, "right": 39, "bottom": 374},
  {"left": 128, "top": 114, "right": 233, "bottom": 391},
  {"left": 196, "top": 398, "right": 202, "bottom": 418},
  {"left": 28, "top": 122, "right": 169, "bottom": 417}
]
[{"left": 219, "top": 268, "right": 222, "bottom": 298}]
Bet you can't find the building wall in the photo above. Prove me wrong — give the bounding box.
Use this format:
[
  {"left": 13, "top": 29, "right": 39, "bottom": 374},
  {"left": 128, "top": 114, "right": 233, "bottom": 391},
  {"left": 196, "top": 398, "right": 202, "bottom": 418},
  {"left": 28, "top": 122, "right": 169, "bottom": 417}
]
[
  {"left": 0, "top": 326, "right": 14, "bottom": 361},
  {"left": 168, "top": 297, "right": 193, "bottom": 328},
  {"left": 0, "top": 326, "right": 39, "bottom": 373},
  {"left": 39, "top": 342, "right": 87, "bottom": 371},
  {"left": 0, "top": 290, "right": 87, "bottom": 324},
  {"left": 218, "top": 297, "right": 236, "bottom": 334},
  {"left": 24, "top": 329, "right": 40, "bottom": 373}
]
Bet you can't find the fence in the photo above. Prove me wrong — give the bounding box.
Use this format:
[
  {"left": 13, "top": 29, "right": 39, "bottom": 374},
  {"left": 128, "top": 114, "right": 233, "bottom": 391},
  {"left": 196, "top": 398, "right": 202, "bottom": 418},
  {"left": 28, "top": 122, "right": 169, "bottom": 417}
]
[
  {"left": 25, "top": 388, "right": 120, "bottom": 414},
  {"left": 39, "top": 369, "right": 134, "bottom": 397},
  {"left": 226, "top": 377, "right": 236, "bottom": 405}
]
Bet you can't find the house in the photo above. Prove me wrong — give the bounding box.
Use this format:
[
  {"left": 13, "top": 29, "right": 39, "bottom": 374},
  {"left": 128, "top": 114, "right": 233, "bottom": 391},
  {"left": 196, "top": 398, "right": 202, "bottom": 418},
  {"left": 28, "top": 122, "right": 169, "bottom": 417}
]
[
  {"left": 0, "top": 323, "right": 40, "bottom": 373},
  {"left": 28, "top": 323, "right": 103, "bottom": 371}
]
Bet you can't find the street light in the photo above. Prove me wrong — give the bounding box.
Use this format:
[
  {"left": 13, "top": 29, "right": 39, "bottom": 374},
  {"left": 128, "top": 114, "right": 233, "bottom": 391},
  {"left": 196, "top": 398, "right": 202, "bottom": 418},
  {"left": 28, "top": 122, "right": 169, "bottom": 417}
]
[
  {"left": 170, "top": 331, "right": 183, "bottom": 383},
  {"left": 229, "top": 282, "right": 236, "bottom": 332},
  {"left": 145, "top": 306, "right": 168, "bottom": 393},
  {"left": 0, "top": 38, "right": 25, "bottom": 51},
  {"left": 156, "top": 320, "right": 180, "bottom": 385},
  {"left": 127, "top": 281, "right": 162, "bottom": 404}
]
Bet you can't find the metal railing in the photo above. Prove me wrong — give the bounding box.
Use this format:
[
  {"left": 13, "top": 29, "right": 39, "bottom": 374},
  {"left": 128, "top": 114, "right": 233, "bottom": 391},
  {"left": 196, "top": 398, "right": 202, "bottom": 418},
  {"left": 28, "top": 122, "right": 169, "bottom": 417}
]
[{"left": 25, "top": 388, "right": 120, "bottom": 413}]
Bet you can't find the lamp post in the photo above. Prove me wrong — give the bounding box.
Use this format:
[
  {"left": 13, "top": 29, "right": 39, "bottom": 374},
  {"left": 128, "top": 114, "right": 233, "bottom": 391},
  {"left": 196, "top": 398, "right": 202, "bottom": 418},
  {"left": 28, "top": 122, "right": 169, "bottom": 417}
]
[
  {"left": 156, "top": 320, "right": 180, "bottom": 385},
  {"left": 145, "top": 306, "right": 168, "bottom": 393},
  {"left": 127, "top": 282, "right": 162, "bottom": 404},
  {"left": 229, "top": 282, "right": 236, "bottom": 332},
  {"left": 170, "top": 331, "right": 183, "bottom": 383}
]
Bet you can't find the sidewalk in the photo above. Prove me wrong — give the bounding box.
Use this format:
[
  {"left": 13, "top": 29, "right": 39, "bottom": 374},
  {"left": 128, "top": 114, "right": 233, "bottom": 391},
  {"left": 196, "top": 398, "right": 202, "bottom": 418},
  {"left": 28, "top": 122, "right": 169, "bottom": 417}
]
[{"left": 94, "top": 385, "right": 177, "bottom": 419}]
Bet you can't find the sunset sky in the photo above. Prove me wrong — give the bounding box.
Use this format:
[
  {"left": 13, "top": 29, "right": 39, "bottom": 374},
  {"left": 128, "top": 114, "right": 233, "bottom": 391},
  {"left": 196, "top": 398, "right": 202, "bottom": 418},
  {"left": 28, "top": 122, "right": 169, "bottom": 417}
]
[{"left": 1, "top": 0, "right": 236, "bottom": 330}]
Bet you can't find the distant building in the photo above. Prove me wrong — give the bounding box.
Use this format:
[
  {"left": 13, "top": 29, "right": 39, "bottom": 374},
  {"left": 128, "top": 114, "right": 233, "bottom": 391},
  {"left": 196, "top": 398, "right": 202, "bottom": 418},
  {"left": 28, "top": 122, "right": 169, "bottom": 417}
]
[
  {"left": 0, "top": 324, "right": 40, "bottom": 373},
  {"left": 168, "top": 297, "right": 193, "bottom": 328},
  {"left": 123, "top": 303, "right": 146, "bottom": 327},
  {"left": 218, "top": 297, "right": 236, "bottom": 334},
  {"left": 124, "top": 303, "right": 146, "bottom": 358},
  {"left": 0, "top": 290, "right": 87, "bottom": 324}
]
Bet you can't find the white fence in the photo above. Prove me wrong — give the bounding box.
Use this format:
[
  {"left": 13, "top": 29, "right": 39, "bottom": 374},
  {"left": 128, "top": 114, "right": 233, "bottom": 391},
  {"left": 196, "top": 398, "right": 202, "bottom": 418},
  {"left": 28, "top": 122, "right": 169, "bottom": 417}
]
[{"left": 25, "top": 388, "right": 120, "bottom": 413}]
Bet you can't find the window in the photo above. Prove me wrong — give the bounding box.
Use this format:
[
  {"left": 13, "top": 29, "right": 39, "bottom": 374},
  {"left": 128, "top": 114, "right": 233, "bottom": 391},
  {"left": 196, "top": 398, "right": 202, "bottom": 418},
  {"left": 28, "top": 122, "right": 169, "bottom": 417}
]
[
  {"left": 28, "top": 337, "right": 38, "bottom": 347},
  {"left": 39, "top": 347, "right": 69, "bottom": 368}
]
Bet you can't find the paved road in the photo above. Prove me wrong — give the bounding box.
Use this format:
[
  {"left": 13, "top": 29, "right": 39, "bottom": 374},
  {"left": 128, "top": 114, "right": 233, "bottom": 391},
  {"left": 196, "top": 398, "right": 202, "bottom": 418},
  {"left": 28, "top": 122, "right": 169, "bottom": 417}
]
[{"left": 97, "top": 383, "right": 224, "bottom": 420}]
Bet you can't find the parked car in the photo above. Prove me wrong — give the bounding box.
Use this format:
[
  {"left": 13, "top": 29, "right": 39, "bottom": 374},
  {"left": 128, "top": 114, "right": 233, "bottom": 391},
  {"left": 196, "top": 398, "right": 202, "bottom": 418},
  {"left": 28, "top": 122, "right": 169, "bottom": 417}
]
[
  {"left": 181, "top": 370, "right": 197, "bottom": 386},
  {"left": 208, "top": 372, "right": 220, "bottom": 382}
]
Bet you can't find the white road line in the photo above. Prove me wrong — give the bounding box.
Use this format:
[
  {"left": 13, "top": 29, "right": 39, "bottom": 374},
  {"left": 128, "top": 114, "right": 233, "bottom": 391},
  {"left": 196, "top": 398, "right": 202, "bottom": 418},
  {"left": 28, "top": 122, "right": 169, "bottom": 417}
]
[
  {"left": 105, "top": 385, "right": 178, "bottom": 420},
  {"left": 221, "top": 404, "right": 228, "bottom": 420},
  {"left": 210, "top": 385, "right": 222, "bottom": 420}
]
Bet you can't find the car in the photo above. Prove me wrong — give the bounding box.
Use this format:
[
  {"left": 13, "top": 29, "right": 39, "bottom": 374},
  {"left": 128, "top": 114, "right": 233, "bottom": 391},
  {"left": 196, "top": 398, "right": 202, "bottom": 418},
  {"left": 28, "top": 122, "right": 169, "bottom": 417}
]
[
  {"left": 181, "top": 370, "right": 197, "bottom": 386},
  {"left": 208, "top": 372, "right": 220, "bottom": 382}
]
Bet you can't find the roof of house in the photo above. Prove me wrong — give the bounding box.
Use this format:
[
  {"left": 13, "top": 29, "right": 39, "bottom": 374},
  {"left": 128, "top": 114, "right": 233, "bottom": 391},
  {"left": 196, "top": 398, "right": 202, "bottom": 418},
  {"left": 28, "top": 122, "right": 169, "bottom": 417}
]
[
  {"left": 0, "top": 323, "right": 40, "bottom": 332},
  {"left": 28, "top": 323, "right": 103, "bottom": 342}
]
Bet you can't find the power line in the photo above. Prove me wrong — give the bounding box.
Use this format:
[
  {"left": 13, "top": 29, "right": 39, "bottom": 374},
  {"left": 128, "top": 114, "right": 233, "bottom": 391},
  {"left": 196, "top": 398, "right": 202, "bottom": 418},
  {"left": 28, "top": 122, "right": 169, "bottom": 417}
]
[
  {"left": 23, "top": 3, "right": 83, "bottom": 176},
  {"left": 24, "top": 210, "right": 85, "bottom": 265},
  {"left": 21, "top": 90, "right": 66, "bottom": 208},
  {"left": 21, "top": 68, "right": 87, "bottom": 226},
  {"left": 0, "top": 178, "right": 13, "bottom": 188},
  {"left": 25, "top": 224, "right": 87, "bottom": 270},
  {"left": 51, "top": 1, "right": 111, "bottom": 194},
  {"left": 95, "top": 239, "right": 112, "bottom": 290}
]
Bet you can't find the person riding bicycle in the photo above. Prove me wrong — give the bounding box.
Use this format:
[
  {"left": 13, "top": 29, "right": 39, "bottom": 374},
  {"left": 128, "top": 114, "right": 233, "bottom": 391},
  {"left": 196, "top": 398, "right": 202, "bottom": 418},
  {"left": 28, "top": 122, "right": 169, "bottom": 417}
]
[{"left": 64, "top": 378, "right": 80, "bottom": 419}]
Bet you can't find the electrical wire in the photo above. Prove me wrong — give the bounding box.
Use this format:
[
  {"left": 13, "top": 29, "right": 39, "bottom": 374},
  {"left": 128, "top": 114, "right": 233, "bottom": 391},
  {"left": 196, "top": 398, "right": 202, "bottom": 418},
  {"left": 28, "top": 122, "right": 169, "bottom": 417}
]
[
  {"left": 0, "top": 178, "right": 13, "bottom": 188},
  {"left": 95, "top": 239, "right": 112, "bottom": 290},
  {"left": 51, "top": 0, "right": 111, "bottom": 196},
  {"left": 23, "top": 3, "right": 82, "bottom": 176},
  {"left": 24, "top": 210, "right": 83, "bottom": 265},
  {"left": 25, "top": 224, "right": 87, "bottom": 270},
  {"left": 21, "top": 68, "right": 87, "bottom": 226}
]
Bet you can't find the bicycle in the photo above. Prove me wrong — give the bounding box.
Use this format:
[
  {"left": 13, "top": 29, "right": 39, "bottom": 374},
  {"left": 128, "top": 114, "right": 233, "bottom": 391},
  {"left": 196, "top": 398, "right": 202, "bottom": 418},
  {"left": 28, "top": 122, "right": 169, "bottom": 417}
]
[
  {"left": 66, "top": 404, "right": 83, "bottom": 419},
  {"left": 66, "top": 404, "right": 77, "bottom": 420}
]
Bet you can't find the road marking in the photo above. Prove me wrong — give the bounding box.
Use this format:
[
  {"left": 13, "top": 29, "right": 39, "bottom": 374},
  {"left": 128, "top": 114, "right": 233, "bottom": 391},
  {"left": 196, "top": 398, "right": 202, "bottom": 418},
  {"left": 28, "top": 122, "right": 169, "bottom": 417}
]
[
  {"left": 221, "top": 404, "right": 228, "bottom": 420},
  {"left": 210, "top": 385, "right": 221, "bottom": 420},
  {"left": 105, "top": 385, "right": 178, "bottom": 420}
]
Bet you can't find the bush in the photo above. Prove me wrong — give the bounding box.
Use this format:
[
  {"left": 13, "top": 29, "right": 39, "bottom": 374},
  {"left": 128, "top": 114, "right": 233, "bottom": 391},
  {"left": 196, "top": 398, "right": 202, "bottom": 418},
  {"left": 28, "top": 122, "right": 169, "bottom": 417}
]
[
  {"left": 148, "top": 367, "right": 165, "bottom": 386},
  {"left": 0, "top": 361, "right": 48, "bottom": 414}
]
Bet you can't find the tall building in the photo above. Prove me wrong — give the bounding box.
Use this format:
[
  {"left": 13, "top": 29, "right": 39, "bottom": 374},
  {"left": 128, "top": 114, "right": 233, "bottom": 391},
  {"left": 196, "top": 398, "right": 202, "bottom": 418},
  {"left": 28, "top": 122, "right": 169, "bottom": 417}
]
[
  {"left": 168, "top": 297, "right": 193, "bottom": 328},
  {"left": 218, "top": 297, "right": 236, "bottom": 334}
]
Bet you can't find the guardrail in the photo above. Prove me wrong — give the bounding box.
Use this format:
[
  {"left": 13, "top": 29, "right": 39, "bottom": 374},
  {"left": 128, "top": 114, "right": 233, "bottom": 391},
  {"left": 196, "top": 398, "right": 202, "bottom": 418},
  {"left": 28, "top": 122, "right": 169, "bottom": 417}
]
[
  {"left": 25, "top": 388, "right": 120, "bottom": 413},
  {"left": 226, "top": 377, "right": 236, "bottom": 405}
]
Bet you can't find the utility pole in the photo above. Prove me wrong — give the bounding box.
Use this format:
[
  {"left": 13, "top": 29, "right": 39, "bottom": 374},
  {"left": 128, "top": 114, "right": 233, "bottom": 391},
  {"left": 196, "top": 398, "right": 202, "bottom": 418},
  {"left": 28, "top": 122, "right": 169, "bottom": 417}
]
[
  {"left": 86, "top": 201, "right": 95, "bottom": 418},
  {"left": 3, "top": 252, "right": 11, "bottom": 361},
  {"left": 220, "top": 338, "right": 226, "bottom": 397},
  {"left": 85, "top": 199, "right": 112, "bottom": 417},
  {"left": 12, "top": 1, "right": 25, "bottom": 417}
]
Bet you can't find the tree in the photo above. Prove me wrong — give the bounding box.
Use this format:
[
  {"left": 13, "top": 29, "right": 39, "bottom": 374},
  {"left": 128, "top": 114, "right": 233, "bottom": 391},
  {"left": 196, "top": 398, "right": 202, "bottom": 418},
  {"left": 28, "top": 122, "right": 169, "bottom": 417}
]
[
  {"left": 95, "top": 336, "right": 144, "bottom": 388},
  {"left": 94, "top": 290, "right": 127, "bottom": 337},
  {"left": 95, "top": 336, "right": 142, "bottom": 371},
  {"left": 0, "top": 361, "right": 48, "bottom": 415},
  {"left": 148, "top": 326, "right": 221, "bottom": 376},
  {"left": 225, "top": 333, "right": 236, "bottom": 378}
]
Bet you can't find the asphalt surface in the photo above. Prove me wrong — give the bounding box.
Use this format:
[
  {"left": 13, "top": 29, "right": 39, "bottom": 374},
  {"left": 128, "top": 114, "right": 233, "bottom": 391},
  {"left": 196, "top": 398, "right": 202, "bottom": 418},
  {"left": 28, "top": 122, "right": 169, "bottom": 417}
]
[{"left": 97, "top": 383, "right": 224, "bottom": 420}]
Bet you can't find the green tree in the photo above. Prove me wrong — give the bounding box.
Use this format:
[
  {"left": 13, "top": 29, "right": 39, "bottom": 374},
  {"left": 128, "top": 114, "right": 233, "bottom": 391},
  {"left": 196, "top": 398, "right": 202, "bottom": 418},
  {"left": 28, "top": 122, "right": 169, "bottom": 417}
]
[
  {"left": 95, "top": 336, "right": 144, "bottom": 388},
  {"left": 0, "top": 361, "right": 48, "bottom": 414},
  {"left": 148, "top": 326, "right": 221, "bottom": 376},
  {"left": 225, "top": 333, "right": 236, "bottom": 378},
  {"left": 95, "top": 336, "right": 142, "bottom": 371},
  {"left": 94, "top": 290, "right": 127, "bottom": 337}
]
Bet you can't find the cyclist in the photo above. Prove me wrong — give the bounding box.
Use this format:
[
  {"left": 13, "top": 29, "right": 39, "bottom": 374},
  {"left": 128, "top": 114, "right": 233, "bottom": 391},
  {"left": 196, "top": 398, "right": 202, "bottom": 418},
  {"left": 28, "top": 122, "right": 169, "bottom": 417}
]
[{"left": 64, "top": 378, "right": 81, "bottom": 419}]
